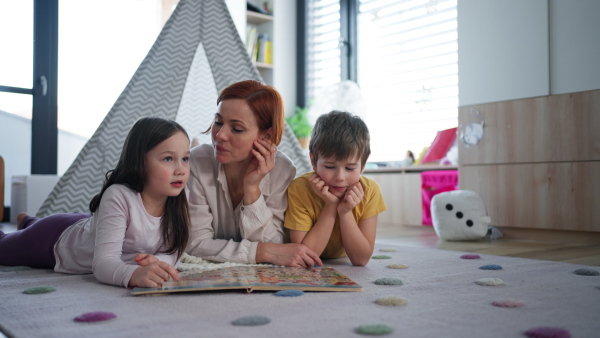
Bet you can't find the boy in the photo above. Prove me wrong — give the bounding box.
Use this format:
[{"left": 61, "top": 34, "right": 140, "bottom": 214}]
[{"left": 284, "top": 110, "right": 386, "bottom": 266}]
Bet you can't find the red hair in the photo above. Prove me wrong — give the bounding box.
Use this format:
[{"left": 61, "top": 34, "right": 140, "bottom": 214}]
[{"left": 210, "top": 80, "right": 285, "bottom": 145}]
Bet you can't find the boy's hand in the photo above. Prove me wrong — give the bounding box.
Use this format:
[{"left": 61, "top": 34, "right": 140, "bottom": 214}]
[
  {"left": 128, "top": 261, "right": 179, "bottom": 288},
  {"left": 308, "top": 174, "right": 340, "bottom": 205},
  {"left": 337, "top": 181, "right": 364, "bottom": 215}
]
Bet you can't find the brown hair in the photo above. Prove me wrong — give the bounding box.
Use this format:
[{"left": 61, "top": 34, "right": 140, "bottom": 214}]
[
  {"left": 204, "top": 80, "right": 284, "bottom": 145},
  {"left": 309, "top": 110, "right": 371, "bottom": 168}
]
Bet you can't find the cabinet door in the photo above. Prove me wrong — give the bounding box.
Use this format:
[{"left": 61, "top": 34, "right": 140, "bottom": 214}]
[
  {"left": 460, "top": 162, "right": 600, "bottom": 232},
  {"left": 458, "top": 0, "right": 549, "bottom": 106},
  {"left": 550, "top": 0, "right": 600, "bottom": 95},
  {"left": 363, "top": 172, "right": 423, "bottom": 226}
]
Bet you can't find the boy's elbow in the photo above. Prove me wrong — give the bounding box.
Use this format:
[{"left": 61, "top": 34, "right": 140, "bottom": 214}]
[{"left": 350, "top": 257, "right": 370, "bottom": 266}]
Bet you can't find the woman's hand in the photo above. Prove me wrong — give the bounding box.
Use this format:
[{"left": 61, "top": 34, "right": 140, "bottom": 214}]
[
  {"left": 309, "top": 174, "right": 340, "bottom": 206},
  {"left": 256, "top": 242, "right": 323, "bottom": 269},
  {"left": 337, "top": 181, "right": 364, "bottom": 215},
  {"left": 243, "top": 138, "right": 277, "bottom": 204},
  {"left": 128, "top": 261, "right": 179, "bottom": 288}
]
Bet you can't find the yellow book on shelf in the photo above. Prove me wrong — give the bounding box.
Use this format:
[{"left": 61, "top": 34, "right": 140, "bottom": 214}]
[{"left": 265, "top": 40, "right": 272, "bottom": 64}]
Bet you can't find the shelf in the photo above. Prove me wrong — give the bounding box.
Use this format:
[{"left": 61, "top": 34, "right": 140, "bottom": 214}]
[
  {"left": 364, "top": 165, "right": 457, "bottom": 174},
  {"left": 247, "top": 11, "right": 273, "bottom": 25},
  {"left": 254, "top": 62, "right": 273, "bottom": 69}
]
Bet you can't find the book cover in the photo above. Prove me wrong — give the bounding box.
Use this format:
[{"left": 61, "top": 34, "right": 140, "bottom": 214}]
[
  {"left": 255, "top": 33, "right": 268, "bottom": 63},
  {"left": 131, "top": 266, "right": 363, "bottom": 296},
  {"left": 265, "top": 40, "right": 272, "bottom": 64},
  {"left": 246, "top": 25, "right": 257, "bottom": 57}
]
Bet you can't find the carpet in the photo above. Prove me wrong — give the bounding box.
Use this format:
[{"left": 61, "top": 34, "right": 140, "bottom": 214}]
[{"left": 1, "top": 241, "right": 599, "bottom": 338}]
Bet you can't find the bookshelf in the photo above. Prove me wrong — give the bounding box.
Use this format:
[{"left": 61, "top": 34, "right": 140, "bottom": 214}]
[{"left": 246, "top": 7, "right": 273, "bottom": 84}]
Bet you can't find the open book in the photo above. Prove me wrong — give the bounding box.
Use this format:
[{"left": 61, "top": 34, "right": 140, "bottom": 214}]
[{"left": 131, "top": 266, "right": 363, "bottom": 296}]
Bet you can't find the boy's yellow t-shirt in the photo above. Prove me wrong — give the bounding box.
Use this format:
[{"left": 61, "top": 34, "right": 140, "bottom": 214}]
[{"left": 284, "top": 172, "right": 387, "bottom": 258}]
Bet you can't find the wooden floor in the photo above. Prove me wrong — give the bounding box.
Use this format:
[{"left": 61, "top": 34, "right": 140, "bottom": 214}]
[
  {"left": 2, "top": 222, "right": 600, "bottom": 267},
  {"left": 376, "top": 222, "right": 600, "bottom": 267}
]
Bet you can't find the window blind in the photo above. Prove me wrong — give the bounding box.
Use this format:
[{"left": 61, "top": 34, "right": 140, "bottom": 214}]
[
  {"left": 358, "top": 0, "right": 458, "bottom": 162},
  {"left": 306, "top": 0, "right": 342, "bottom": 106},
  {"left": 305, "top": 0, "right": 458, "bottom": 163}
]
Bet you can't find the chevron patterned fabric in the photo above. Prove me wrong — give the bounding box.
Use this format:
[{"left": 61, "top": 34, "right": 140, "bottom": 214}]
[{"left": 38, "top": 0, "right": 311, "bottom": 216}]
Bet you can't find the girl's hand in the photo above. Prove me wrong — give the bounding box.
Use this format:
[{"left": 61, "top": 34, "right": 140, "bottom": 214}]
[
  {"left": 134, "top": 253, "right": 159, "bottom": 266},
  {"left": 244, "top": 138, "right": 277, "bottom": 188},
  {"left": 309, "top": 174, "right": 340, "bottom": 206},
  {"left": 128, "top": 261, "right": 179, "bottom": 288},
  {"left": 337, "top": 181, "right": 364, "bottom": 215}
]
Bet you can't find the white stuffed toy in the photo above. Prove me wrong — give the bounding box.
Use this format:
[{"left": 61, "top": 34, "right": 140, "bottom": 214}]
[{"left": 431, "top": 190, "right": 491, "bottom": 241}]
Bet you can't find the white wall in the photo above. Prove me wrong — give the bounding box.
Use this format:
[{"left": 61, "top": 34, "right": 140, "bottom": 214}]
[
  {"left": 458, "top": 0, "right": 600, "bottom": 106},
  {"left": 549, "top": 0, "right": 600, "bottom": 95},
  {"left": 0, "top": 111, "right": 87, "bottom": 208},
  {"left": 225, "top": 0, "right": 246, "bottom": 38},
  {"left": 272, "top": 0, "right": 297, "bottom": 117},
  {"left": 457, "top": 0, "right": 549, "bottom": 106}
]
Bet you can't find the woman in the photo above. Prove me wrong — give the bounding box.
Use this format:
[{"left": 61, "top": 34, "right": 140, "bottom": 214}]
[{"left": 186, "top": 80, "right": 321, "bottom": 268}]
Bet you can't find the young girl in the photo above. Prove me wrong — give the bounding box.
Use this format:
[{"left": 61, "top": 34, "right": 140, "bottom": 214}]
[{"left": 0, "top": 117, "right": 191, "bottom": 288}]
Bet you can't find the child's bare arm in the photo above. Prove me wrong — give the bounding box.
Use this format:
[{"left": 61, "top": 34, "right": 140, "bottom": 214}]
[
  {"left": 338, "top": 213, "right": 378, "bottom": 266},
  {"left": 289, "top": 202, "right": 338, "bottom": 256},
  {"left": 289, "top": 174, "right": 341, "bottom": 255},
  {"left": 338, "top": 182, "right": 377, "bottom": 266}
]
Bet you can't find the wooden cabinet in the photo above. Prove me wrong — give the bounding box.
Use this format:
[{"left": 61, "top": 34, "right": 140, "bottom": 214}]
[{"left": 458, "top": 89, "right": 600, "bottom": 233}]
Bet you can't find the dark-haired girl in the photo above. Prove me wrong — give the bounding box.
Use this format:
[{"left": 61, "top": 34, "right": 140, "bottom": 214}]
[{"left": 0, "top": 117, "right": 191, "bottom": 288}]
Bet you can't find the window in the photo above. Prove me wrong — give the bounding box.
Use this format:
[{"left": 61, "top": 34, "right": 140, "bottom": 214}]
[
  {"left": 58, "top": 0, "right": 169, "bottom": 139},
  {"left": 305, "top": 0, "right": 458, "bottom": 163},
  {"left": 306, "top": 0, "right": 342, "bottom": 104},
  {"left": 0, "top": 0, "right": 176, "bottom": 208}
]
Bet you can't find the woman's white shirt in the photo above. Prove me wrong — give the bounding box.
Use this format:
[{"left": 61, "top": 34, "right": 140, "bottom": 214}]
[{"left": 185, "top": 144, "right": 296, "bottom": 263}]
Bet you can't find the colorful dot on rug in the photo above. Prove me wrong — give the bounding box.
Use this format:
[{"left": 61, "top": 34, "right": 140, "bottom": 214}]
[
  {"left": 23, "top": 286, "right": 56, "bottom": 294},
  {"left": 460, "top": 254, "right": 481, "bottom": 259},
  {"left": 375, "top": 295, "right": 407, "bottom": 306},
  {"left": 573, "top": 268, "right": 599, "bottom": 276},
  {"left": 524, "top": 327, "right": 571, "bottom": 338},
  {"left": 379, "top": 248, "right": 397, "bottom": 252},
  {"left": 372, "top": 255, "right": 392, "bottom": 259},
  {"left": 479, "top": 264, "right": 503, "bottom": 270},
  {"left": 274, "top": 290, "right": 304, "bottom": 297},
  {"left": 386, "top": 264, "right": 409, "bottom": 269},
  {"left": 475, "top": 278, "right": 504, "bottom": 286},
  {"left": 74, "top": 311, "right": 117, "bottom": 323},
  {"left": 491, "top": 298, "right": 525, "bottom": 308},
  {"left": 231, "top": 316, "right": 271, "bottom": 326},
  {"left": 355, "top": 324, "right": 394, "bottom": 335},
  {"left": 374, "top": 278, "right": 403, "bottom": 286}
]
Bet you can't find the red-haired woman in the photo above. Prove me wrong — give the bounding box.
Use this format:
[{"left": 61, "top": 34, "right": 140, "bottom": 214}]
[{"left": 185, "top": 80, "right": 322, "bottom": 268}]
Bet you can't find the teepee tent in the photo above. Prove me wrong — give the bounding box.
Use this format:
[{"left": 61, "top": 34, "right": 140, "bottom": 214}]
[{"left": 38, "top": 0, "right": 310, "bottom": 216}]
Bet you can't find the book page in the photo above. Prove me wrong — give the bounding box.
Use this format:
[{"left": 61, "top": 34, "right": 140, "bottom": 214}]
[{"left": 131, "top": 266, "right": 362, "bottom": 295}]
